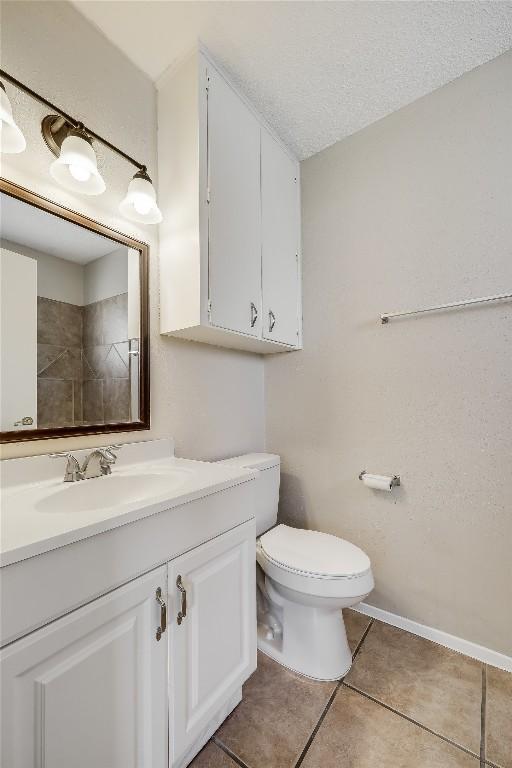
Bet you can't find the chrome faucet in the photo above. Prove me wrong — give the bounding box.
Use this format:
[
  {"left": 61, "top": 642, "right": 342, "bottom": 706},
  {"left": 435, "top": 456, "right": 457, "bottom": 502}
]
[
  {"left": 81, "top": 447, "right": 118, "bottom": 479},
  {"left": 50, "top": 446, "right": 120, "bottom": 482}
]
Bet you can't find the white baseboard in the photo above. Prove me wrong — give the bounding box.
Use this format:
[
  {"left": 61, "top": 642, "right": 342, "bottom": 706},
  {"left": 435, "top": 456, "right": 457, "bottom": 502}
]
[{"left": 353, "top": 602, "right": 512, "bottom": 673}]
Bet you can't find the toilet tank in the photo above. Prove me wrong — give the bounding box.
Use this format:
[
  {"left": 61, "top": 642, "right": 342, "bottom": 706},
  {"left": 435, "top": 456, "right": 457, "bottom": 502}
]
[{"left": 216, "top": 453, "right": 280, "bottom": 536}]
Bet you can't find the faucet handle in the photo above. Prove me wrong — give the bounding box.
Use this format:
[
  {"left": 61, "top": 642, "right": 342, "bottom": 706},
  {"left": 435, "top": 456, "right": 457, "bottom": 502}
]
[
  {"left": 104, "top": 445, "right": 121, "bottom": 461},
  {"left": 49, "top": 452, "right": 83, "bottom": 482}
]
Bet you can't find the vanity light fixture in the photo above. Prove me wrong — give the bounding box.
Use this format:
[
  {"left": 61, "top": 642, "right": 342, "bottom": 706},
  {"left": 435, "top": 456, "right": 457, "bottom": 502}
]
[
  {"left": 0, "top": 81, "right": 26, "bottom": 154},
  {"left": 0, "top": 68, "right": 163, "bottom": 223},
  {"left": 45, "top": 118, "right": 106, "bottom": 195},
  {"left": 119, "top": 168, "right": 162, "bottom": 224}
]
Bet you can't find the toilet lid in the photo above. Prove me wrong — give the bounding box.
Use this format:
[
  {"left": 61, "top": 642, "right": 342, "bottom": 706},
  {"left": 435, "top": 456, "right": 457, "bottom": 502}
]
[{"left": 259, "top": 524, "right": 371, "bottom": 578}]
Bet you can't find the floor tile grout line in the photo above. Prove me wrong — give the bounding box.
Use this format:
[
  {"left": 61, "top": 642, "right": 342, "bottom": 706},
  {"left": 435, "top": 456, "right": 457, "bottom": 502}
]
[
  {"left": 352, "top": 617, "right": 375, "bottom": 661},
  {"left": 213, "top": 736, "right": 253, "bottom": 768},
  {"left": 480, "top": 664, "right": 487, "bottom": 767},
  {"left": 343, "top": 682, "right": 481, "bottom": 761},
  {"left": 293, "top": 618, "right": 375, "bottom": 768},
  {"left": 293, "top": 679, "right": 342, "bottom": 768}
]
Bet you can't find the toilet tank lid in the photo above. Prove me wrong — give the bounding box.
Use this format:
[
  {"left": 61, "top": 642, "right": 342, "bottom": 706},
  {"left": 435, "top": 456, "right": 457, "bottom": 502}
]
[{"left": 217, "top": 453, "right": 280, "bottom": 471}]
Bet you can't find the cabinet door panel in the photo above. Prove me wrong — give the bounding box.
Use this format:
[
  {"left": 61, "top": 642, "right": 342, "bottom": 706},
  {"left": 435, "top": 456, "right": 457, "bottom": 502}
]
[
  {"left": 169, "top": 521, "right": 256, "bottom": 767},
  {"left": 1, "top": 567, "right": 168, "bottom": 768},
  {"left": 207, "top": 65, "right": 262, "bottom": 337},
  {"left": 0, "top": 248, "right": 37, "bottom": 430},
  {"left": 261, "top": 129, "right": 300, "bottom": 346}
]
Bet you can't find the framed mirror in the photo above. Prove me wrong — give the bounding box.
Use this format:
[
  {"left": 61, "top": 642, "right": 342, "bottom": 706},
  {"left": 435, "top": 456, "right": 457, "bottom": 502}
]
[{"left": 0, "top": 178, "right": 149, "bottom": 443}]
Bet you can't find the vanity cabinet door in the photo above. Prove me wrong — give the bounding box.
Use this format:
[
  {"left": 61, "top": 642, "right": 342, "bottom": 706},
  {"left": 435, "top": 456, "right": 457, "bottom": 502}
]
[
  {"left": 1, "top": 567, "right": 168, "bottom": 768},
  {"left": 168, "top": 520, "right": 256, "bottom": 768}
]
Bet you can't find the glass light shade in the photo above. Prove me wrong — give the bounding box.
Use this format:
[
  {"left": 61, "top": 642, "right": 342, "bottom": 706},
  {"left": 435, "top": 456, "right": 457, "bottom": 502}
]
[
  {"left": 119, "top": 173, "right": 162, "bottom": 224},
  {"left": 0, "top": 86, "right": 26, "bottom": 153},
  {"left": 50, "top": 132, "right": 106, "bottom": 195}
]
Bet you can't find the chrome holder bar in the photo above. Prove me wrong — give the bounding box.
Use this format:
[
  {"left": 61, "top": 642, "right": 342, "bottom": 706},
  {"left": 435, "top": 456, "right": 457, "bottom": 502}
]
[
  {"left": 381, "top": 292, "right": 512, "bottom": 324},
  {"left": 359, "top": 470, "right": 401, "bottom": 487}
]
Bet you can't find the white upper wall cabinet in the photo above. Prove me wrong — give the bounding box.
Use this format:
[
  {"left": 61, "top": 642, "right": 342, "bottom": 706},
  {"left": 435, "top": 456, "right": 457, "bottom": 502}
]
[
  {"left": 261, "top": 128, "right": 300, "bottom": 346},
  {"left": 158, "top": 47, "right": 302, "bottom": 354},
  {"left": 208, "top": 65, "right": 262, "bottom": 338}
]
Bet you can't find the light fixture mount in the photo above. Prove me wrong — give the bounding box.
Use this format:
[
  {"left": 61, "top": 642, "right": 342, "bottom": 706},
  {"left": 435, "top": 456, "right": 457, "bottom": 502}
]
[
  {"left": 41, "top": 115, "right": 92, "bottom": 157},
  {"left": 133, "top": 167, "right": 151, "bottom": 183}
]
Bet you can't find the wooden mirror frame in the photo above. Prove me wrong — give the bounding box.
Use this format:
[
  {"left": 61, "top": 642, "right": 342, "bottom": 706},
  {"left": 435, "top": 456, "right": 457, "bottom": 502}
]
[{"left": 0, "top": 177, "right": 150, "bottom": 443}]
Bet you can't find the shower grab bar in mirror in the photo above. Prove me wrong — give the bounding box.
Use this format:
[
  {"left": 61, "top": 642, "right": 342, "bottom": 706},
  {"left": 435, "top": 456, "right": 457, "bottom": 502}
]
[{"left": 381, "top": 291, "right": 512, "bottom": 324}]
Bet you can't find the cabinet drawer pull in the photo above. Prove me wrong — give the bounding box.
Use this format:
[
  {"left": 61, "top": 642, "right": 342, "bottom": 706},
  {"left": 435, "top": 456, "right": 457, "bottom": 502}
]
[
  {"left": 250, "top": 302, "right": 258, "bottom": 328},
  {"left": 155, "top": 587, "right": 167, "bottom": 641},
  {"left": 268, "top": 310, "right": 276, "bottom": 333},
  {"left": 176, "top": 575, "right": 187, "bottom": 625}
]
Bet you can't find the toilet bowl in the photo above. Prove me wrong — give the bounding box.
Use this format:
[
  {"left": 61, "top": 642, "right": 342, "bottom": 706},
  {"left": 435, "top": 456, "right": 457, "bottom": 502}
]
[
  {"left": 216, "top": 454, "right": 374, "bottom": 681},
  {"left": 257, "top": 524, "right": 373, "bottom": 679}
]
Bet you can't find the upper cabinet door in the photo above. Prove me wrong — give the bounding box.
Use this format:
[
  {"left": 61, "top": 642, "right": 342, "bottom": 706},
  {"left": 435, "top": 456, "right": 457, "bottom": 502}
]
[
  {"left": 1, "top": 567, "right": 168, "bottom": 768},
  {"left": 261, "top": 129, "right": 300, "bottom": 346},
  {"left": 207, "top": 65, "right": 262, "bottom": 337}
]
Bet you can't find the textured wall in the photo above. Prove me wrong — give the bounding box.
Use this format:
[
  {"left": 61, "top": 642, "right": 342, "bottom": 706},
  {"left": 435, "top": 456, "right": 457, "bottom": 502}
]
[
  {"left": 0, "top": 1, "right": 264, "bottom": 460},
  {"left": 266, "top": 50, "right": 512, "bottom": 655}
]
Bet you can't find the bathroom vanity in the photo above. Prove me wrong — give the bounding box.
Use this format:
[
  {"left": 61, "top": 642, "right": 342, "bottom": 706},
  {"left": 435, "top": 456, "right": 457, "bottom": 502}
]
[{"left": 0, "top": 439, "right": 257, "bottom": 768}]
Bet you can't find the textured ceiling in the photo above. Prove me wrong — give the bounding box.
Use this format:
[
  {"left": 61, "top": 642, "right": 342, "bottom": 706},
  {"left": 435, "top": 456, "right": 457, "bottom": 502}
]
[{"left": 72, "top": 1, "right": 512, "bottom": 159}]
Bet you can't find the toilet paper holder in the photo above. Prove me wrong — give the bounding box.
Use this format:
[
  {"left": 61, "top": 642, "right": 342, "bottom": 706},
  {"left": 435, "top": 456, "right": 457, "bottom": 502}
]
[{"left": 359, "top": 470, "right": 401, "bottom": 487}]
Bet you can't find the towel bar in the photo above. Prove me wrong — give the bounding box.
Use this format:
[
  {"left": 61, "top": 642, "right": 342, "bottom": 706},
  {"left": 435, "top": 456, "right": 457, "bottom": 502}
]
[{"left": 381, "top": 291, "right": 512, "bottom": 324}]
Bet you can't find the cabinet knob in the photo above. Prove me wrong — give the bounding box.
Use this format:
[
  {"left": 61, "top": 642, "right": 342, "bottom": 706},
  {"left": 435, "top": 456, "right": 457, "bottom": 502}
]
[
  {"left": 250, "top": 302, "right": 258, "bottom": 328},
  {"left": 155, "top": 587, "right": 167, "bottom": 641},
  {"left": 14, "top": 416, "right": 34, "bottom": 426},
  {"left": 268, "top": 310, "right": 276, "bottom": 333},
  {"left": 176, "top": 575, "right": 187, "bottom": 625}
]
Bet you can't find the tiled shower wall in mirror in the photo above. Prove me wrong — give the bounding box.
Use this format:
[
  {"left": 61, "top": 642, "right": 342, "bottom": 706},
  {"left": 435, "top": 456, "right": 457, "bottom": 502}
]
[{"left": 37, "top": 293, "right": 134, "bottom": 427}]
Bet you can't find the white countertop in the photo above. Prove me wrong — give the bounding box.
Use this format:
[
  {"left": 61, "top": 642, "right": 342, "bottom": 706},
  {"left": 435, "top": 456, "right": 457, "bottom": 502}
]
[{"left": 0, "top": 439, "right": 257, "bottom": 567}]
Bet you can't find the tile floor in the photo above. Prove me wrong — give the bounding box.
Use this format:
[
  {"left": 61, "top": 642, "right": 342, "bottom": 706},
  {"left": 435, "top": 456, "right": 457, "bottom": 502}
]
[{"left": 190, "top": 610, "right": 512, "bottom": 768}]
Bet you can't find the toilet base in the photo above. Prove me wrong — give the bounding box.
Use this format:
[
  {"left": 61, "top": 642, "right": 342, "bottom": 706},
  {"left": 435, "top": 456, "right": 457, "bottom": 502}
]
[
  {"left": 257, "top": 629, "right": 352, "bottom": 682},
  {"left": 257, "top": 587, "right": 353, "bottom": 681}
]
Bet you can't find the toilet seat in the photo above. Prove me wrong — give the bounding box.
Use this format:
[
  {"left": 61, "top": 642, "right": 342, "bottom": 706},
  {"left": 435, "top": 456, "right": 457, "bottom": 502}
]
[
  {"left": 257, "top": 525, "right": 374, "bottom": 600},
  {"left": 259, "top": 524, "right": 371, "bottom": 579}
]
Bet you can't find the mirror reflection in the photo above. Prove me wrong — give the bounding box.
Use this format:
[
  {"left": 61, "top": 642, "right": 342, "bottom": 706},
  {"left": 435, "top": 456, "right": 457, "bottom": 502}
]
[{"left": 0, "top": 191, "right": 141, "bottom": 432}]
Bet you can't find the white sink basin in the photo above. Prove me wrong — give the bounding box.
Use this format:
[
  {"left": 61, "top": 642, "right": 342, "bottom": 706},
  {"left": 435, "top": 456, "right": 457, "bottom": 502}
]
[
  {"left": 1, "top": 442, "right": 257, "bottom": 567},
  {"left": 35, "top": 471, "right": 190, "bottom": 515}
]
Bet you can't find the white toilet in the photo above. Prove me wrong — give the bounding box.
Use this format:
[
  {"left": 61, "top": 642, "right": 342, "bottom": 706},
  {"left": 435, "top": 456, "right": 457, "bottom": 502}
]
[{"left": 217, "top": 453, "right": 374, "bottom": 681}]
